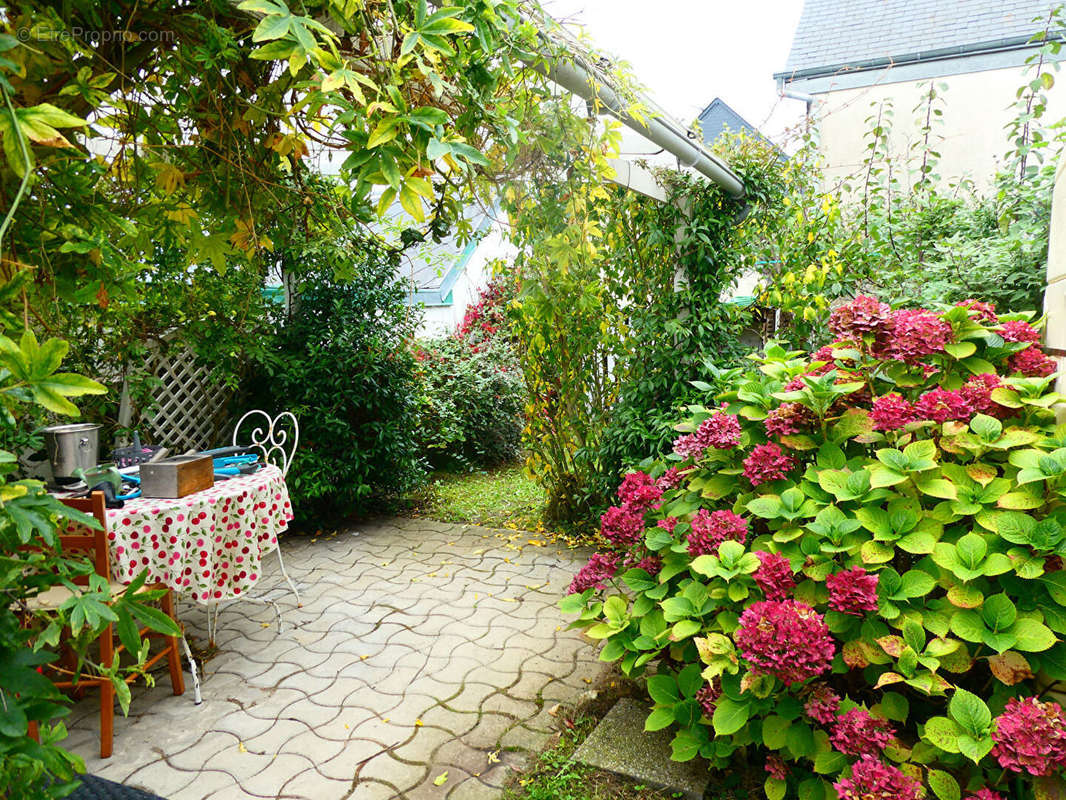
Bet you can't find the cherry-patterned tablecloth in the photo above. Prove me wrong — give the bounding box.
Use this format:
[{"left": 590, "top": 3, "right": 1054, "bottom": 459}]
[{"left": 101, "top": 465, "right": 293, "bottom": 603}]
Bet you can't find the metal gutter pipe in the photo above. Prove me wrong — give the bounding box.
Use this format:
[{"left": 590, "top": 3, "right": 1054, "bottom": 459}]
[
  {"left": 772, "top": 33, "right": 1064, "bottom": 83},
  {"left": 778, "top": 81, "right": 815, "bottom": 115},
  {"left": 533, "top": 54, "right": 746, "bottom": 200}
]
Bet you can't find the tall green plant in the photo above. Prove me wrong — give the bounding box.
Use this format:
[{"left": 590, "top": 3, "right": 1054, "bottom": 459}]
[{"left": 0, "top": 326, "right": 183, "bottom": 799}]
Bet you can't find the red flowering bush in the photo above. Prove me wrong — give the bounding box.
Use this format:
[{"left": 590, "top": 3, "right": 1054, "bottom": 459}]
[{"left": 563, "top": 299, "right": 1066, "bottom": 799}]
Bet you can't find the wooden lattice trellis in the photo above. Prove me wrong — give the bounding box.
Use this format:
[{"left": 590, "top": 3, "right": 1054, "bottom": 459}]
[{"left": 142, "top": 345, "right": 232, "bottom": 453}]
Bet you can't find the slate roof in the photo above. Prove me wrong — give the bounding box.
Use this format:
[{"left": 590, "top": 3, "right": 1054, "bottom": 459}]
[
  {"left": 696, "top": 98, "right": 759, "bottom": 144},
  {"left": 777, "top": 0, "right": 1059, "bottom": 79}
]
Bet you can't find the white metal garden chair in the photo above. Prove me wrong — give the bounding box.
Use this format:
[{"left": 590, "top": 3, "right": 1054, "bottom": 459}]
[{"left": 206, "top": 410, "right": 301, "bottom": 643}]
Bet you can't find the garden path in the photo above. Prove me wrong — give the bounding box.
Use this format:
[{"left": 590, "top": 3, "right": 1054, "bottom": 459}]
[{"left": 64, "top": 517, "right": 604, "bottom": 799}]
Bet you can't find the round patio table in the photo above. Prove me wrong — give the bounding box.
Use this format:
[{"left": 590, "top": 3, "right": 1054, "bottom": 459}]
[{"left": 101, "top": 465, "right": 293, "bottom": 604}]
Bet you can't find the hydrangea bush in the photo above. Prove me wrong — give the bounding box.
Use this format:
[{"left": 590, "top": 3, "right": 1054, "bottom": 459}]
[{"left": 563, "top": 298, "right": 1066, "bottom": 800}]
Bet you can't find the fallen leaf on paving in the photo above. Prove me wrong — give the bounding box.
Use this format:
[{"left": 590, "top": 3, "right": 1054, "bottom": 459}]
[
  {"left": 433, "top": 772, "right": 448, "bottom": 786},
  {"left": 547, "top": 704, "right": 560, "bottom": 717},
  {"left": 238, "top": 742, "right": 247, "bottom": 753},
  {"left": 488, "top": 750, "right": 500, "bottom": 763},
  {"left": 415, "top": 719, "right": 424, "bottom": 727}
]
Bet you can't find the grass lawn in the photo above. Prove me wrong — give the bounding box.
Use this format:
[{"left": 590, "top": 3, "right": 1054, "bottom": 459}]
[{"left": 403, "top": 462, "right": 548, "bottom": 532}]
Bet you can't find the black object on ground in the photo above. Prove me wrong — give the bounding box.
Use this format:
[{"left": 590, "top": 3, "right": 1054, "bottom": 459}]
[{"left": 68, "top": 774, "right": 167, "bottom": 800}]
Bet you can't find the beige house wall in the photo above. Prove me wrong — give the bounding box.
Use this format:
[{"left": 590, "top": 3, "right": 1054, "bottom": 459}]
[{"left": 812, "top": 65, "right": 1066, "bottom": 190}]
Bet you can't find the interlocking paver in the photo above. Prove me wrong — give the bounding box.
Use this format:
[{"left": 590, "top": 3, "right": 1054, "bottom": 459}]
[{"left": 63, "top": 517, "right": 594, "bottom": 799}]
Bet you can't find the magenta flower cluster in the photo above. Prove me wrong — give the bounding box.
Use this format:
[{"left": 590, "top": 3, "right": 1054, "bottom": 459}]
[
  {"left": 825, "top": 567, "right": 879, "bottom": 616},
  {"left": 672, "top": 407, "right": 741, "bottom": 462},
  {"left": 914, "top": 387, "right": 973, "bottom": 423},
  {"left": 957, "top": 298, "right": 999, "bottom": 324},
  {"left": 829, "top": 295, "right": 892, "bottom": 341},
  {"left": 991, "top": 696, "right": 1066, "bottom": 776},
  {"left": 882, "top": 309, "right": 953, "bottom": 363},
  {"left": 764, "top": 754, "right": 788, "bottom": 781},
  {"left": 829, "top": 708, "right": 895, "bottom": 756},
  {"left": 960, "top": 372, "right": 1005, "bottom": 417},
  {"left": 695, "top": 680, "right": 721, "bottom": 717},
  {"left": 686, "top": 509, "right": 747, "bottom": 557},
  {"left": 870, "top": 393, "right": 917, "bottom": 432},
  {"left": 753, "top": 551, "right": 794, "bottom": 601},
  {"left": 966, "top": 791, "right": 1005, "bottom": 800},
  {"left": 734, "top": 600, "right": 835, "bottom": 685},
  {"left": 743, "top": 443, "right": 795, "bottom": 486},
  {"left": 833, "top": 755, "right": 922, "bottom": 800},
  {"left": 656, "top": 467, "right": 683, "bottom": 491},
  {"left": 599, "top": 505, "right": 645, "bottom": 548},
  {"left": 1000, "top": 319, "right": 1041, "bottom": 343},
  {"left": 764, "top": 402, "right": 813, "bottom": 438},
  {"left": 803, "top": 683, "right": 840, "bottom": 725},
  {"left": 1009, "top": 345, "right": 1057, "bottom": 377},
  {"left": 616, "top": 471, "right": 663, "bottom": 511},
  {"left": 568, "top": 552, "right": 619, "bottom": 595}
]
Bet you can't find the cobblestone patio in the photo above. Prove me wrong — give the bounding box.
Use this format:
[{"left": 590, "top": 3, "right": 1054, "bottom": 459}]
[{"left": 64, "top": 517, "right": 605, "bottom": 799}]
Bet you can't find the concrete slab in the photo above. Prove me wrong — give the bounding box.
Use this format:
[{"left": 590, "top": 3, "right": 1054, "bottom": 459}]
[{"left": 573, "top": 698, "right": 711, "bottom": 800}]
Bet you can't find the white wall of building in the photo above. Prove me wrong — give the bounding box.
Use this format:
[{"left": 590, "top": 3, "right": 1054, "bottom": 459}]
[
  {"left": 808, "top": 63, "right": 1066, "bottom": 191},
  {"left": 416, "top": 222, "right": 515, "bottom": 338}
]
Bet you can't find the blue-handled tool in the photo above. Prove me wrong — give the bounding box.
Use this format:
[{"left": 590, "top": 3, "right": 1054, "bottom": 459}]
[{"left": 213, "top": 453, "right": 261, "bottom": 478}]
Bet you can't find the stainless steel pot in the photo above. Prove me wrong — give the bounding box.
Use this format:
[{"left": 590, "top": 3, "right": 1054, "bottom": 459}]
[{"left": 43, "top": 423, "right": 101, "bottom": 478}]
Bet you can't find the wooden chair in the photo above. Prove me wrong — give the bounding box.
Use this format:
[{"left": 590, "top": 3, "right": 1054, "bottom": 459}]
[{"left": 27, "top": 492, "right": 185, "bottom": 758}]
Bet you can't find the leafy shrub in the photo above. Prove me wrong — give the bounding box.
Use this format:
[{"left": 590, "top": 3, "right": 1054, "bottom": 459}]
[
  {"left": 413, "top": 334, "right": 525, "bottom": 469},
  {"left": 565, "top": 296, "right": 1066, "bottom": 800},
  {"left": 244, "top": 239, "right": 422, "bottom": 519}
]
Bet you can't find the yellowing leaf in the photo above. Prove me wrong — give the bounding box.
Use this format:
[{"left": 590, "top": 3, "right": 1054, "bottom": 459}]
[
  {"left": 367, "top": 119, "right": 398, "bottom": 149},
  {"left": 433, "top": 772, "right": 448, "bottom": 786}
]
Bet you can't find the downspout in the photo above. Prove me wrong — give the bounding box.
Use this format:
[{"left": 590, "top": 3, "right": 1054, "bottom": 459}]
[
  {"left": 531, "top": 50, "right": 746, "bottom": 200},
  {"left": 777, "top": 78, "right": 815, "bottom": 116}
]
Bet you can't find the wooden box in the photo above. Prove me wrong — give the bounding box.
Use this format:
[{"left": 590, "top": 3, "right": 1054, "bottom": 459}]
[{"left": 139, "top": 455, "right": 214, "bottom": 498}]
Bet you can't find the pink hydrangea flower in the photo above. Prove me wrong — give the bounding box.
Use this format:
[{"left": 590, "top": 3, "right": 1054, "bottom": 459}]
[
  {"left": 568, "top": 552, "right": 619, "bottom": 595},
  {"left": 991, "top": 696, "right": 1066, "bottom": 776},
  {"left": 696, "top": 680, "right": 721, "bottom": 716},
  {"left": 960, "top": 373, "right": 1007, "bottom": 417},
  {"left": 966, "top": 790, "right": 1006, "bottom": 800},
  {"left": 881, "top": 309, "right": 953, "bottom": 363},
  {"left": 657, "top": 517, "right": 678, "bottom": 533},
  {"left": 734, "top": 600, "right": 835, "bottom": 685},
  {"left": 1009, "top": 345, "right": 1057, "bottom": 377},
  {"left": 599, "top": 505, "right": 645, "bottom": 548},
  {"left": 616, "top": 471, "right": 663, "bottom": 511},
  {"left": 804, "top": 683, "right": 841, "bottom": 724},
  {"left": 826, "top": 567, "right": 879, "bottom": 616},
  {"left": 915, "top": 387, "right": 973, "bottom": 423},
  {"left": 870, "top": 393, "right": 918, "bottom": 431},
  {"left": 743, "top": 444, "right": 795, "bottom": 486},
  {"left": 1000, "top": 319, "right": 1041, "bottom": 343},
  {"left": 830, "top": 707, "right": 896, "bottom": 756},
  {"left": 829, "top": 296, "right": 892, "bottom": 341},
  {"left": 656, "top": 467, "right": 683, "bottom": 491},
  {"left": 637, "top": 555, "right": 662, "bottom": 574},
  {"left": 957, "top": 299, "right": 999, "bottom": 324},
  {"left": 764, "top": 402, "right": 814, "bottom": 438},
  {"left": 765, "top": 754, "right": 788, "bottom": 781},
  {"left": 833, "top": 755, "right": 922, "bottom": 800},
  {"left": 753, "top": 551, "right": 795, "bottom": 601},
  {"left": 812, "top": 345, "right": 836, "bottom": 363},
  {"left": 687, "top": 509, "right": 747, "bottom": 557},
  {"left": 672, "top": 407, "right": 742, "bottom": 461}
]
